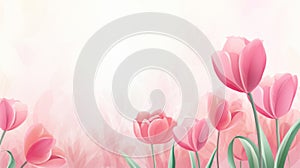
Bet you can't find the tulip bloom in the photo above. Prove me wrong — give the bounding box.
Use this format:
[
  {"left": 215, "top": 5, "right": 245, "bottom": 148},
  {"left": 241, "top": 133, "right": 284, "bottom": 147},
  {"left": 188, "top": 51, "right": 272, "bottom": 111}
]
[
  {"left": 0, "top": 98, "right": 27, "bottom": 131},
  {"left": 173, "top": 118, "right": 209, "bottom": 168},
  {"left": 0, "top": 98, "right": 27, "bottom": 146},
  {"left": 251, "top": 73, "right": 298, "bottom": 119},
  {"left": 173, "top": 118, "right": 209, "bottom": 152},
  {"left": 208, "top": 95, "right": 244, "bottom": 168},
  {"left": 208, "top": 97, "right": 244, "bottom": 131},
  {"left": 133, "top": 109, "right": 177, "bottom": 144},
  {"left": 23, "top": 124, "right": 66, "bottom": 167},
  {"left": 212, "top": 37, "right": 267, "bottom": 93}
]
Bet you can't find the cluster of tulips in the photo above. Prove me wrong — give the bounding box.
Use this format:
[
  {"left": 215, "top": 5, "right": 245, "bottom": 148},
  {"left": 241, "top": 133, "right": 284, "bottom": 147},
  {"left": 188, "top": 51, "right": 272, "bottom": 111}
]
[
  {"left": 0, "top": 99, "right": 66, "bottom": 167},
  {"left": 126, "top": 37, "right": 299, "bottom": 168}
]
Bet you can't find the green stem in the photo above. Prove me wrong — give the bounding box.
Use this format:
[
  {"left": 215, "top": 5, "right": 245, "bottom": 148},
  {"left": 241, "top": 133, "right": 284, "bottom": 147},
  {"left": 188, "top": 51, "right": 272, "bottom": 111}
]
[
  {"left": 151, "top": 144, "right": 156, "bottom": 168},
  {"left": 248, "top": 93, "right": 262, "bottom": 168},
  {"left": 0, "top": 130, "right": 6, "bottom": 145},
  {"left": 240, "top": 160, "right": 242, "bottom": 168},
  {"left": 276, "top": 119, "right": 280, "bottom": 150},
  {"left": 216, "top": 131, "right": 220, "bottom": 168},
  {"left": 195, "top": 151, "right": 201, "bottom": 168},
  {"left": 20, "top": 161, "right": 27, "bottom": 168}
]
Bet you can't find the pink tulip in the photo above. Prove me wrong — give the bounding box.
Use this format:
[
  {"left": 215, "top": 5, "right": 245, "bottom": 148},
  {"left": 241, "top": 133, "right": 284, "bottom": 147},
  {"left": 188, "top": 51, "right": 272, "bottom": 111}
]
[
  {"left": 251, "top": 73, "right": 298, "bottom": 119},
  {"left": 173, "top": 118, "right": 209, "bottom": 152},
  {"left": 133, "top": 109, "right": 177, "bottom": 144},
  {"left": 212, "top": 37, "right": 267, "bottom": 93},
  {"left": 24, "top": 124, "right": 66, "bottom": 167},
  {"left": 0, "top": 98, "right": 27, "bottom": 131},
  {"left": 208, "top": 95, "right": 244, "bottom": 131}
]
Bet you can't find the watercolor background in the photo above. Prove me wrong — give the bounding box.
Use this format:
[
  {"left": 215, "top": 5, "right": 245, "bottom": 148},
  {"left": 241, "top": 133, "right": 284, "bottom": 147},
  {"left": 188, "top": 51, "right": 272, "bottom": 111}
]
[{"left": 1, "top": 0, "right": 300, "bottom": 167}]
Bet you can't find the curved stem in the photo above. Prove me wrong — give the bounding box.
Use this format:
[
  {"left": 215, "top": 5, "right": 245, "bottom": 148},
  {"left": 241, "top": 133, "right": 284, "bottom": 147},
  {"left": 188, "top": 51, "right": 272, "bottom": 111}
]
[
  {"left": 0, "top": 130, "right": 6, "bottom": 146},
  {"left": 248, "top": 93, "right": 262, "bottom": 168},
  {"left": 276, "top": 119, "right": 280, "bottom": 150},
  {"left": 20, "top": 161, "right": 27, "bottom": 168},
  {"left": 195, "top": 151, "right": 201, "bottom": 168},
  {"left": 216, "top": 131, "right": 220, "bottom": 168},
  {"left": 151, "top": 144, "right": 156, "bottom": 168}
]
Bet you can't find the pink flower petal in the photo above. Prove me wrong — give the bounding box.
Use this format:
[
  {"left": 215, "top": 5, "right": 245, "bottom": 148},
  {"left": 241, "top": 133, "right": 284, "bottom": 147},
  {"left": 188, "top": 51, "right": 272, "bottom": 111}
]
[
  {"left": 271, "top": 74, "right": 298, "bottom": 118},
  {"left": 173, "top": 126, "right": 194, "bottom": 151},
  {"left": 36, "top": 147, "right": 66, "bottom": 167},
  {"left": 223, "top": 36, "right": 249, "bottom": 54},
  {"left": 26, "top": 138, "right": 56, "bottom": 164},
  {"left": 212, "top": 51, "right": 244, "bottom": 92},
  {"left": 8, "top": 102, "right": 27, "bottom": 130},
  {"left": 148, "top": 118, "right": 170, "bottom": 144},
  {"left": 0, "top": 99, "right": 15, "bottom": 131},
  {"left": 240, "top": 39, "right": 266, "bottom": 92}
]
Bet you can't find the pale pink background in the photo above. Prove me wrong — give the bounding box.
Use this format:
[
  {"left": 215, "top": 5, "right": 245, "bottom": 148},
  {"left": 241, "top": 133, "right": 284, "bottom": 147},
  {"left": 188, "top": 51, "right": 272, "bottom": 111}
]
[{"left": 0, "top": 0, "right": 300, "bottom": 167}]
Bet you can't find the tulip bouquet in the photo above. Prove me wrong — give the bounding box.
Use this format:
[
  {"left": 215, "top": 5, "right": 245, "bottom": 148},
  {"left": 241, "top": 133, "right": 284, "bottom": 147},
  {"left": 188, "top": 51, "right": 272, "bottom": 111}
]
[
  {"left": 124, "top": 37, "right": 299, "bottom": 168},
  {"left": 0, "top": 99, "right": 67, "bottom": 167}
]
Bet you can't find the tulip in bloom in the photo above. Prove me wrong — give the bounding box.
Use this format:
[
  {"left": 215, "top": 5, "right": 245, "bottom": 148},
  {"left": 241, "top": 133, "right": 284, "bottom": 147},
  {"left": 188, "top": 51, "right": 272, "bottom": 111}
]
[
  {"left": 251, "top": 73, "right": 298, "bottom": 119},
  {"left": 0, "top": 98, "right": 27, "bottom": 131},
  {"left": 133, "top": 109, "right": 176, "bottom": 144},
  {"left": 208, "top": 95, "right": 244, "bottom": 131},
  {"left": 24, "top": 124, "right": 66, "bottom": 167},
  {"left": 212, "top": 36, "right": 267, "bottom": 93},
  {"left": 173, "top": 118, "right": 209, "bottom": 152}
]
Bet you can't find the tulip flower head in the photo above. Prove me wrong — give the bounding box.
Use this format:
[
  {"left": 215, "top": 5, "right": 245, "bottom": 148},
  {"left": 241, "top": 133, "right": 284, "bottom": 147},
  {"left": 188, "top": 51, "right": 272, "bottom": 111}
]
[
  {"left": 212, "top": 37, "right": 267, "bottom": 93},
  {"left": 24, "top": 124, "right": 66, "bottom": 167},
  {"left": 0, "top": 98, "right": 27, "bottom": 131},
  {"left": 251, "top": 73, "right": 298, "bottom": 119},
  {"left": 173, "top": 118, "right": 210, "bottom": 152},
  {"left": 133, "top": 110, "right": 177, "bottom": 144}
]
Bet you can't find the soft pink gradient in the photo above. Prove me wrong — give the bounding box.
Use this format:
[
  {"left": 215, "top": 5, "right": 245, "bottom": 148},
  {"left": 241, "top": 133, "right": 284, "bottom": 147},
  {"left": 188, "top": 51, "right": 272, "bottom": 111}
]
[
  {"left": 251, "top": 73, "right": 298, "bottom": 119},
  {"left": 212, "top": 37, "right": 266, "bottom": 93},
  {"left": 133, "top": 110, "right": 177, "bottom": 144},
  {"left": 173, "top": 118, "right": 209, "bottom": 152}
]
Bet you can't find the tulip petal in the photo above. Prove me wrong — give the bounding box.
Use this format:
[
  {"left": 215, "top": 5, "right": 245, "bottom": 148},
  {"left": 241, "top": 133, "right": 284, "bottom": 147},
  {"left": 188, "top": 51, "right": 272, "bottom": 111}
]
[
  {"left": 251, "top": 86, "right": 274, "bottom": 119},
  {"left": 25, "top": 124, "right": 53, "bottom": 155},
  {"left": 240, "top": 39, "right": 266, "bottom": 92},
  {"left": 36, "top": 147, "right": 66, "bottom": 167},
  {"left": 148, "top": 118, "right": 169, "bottom": 144},
  {"left": 26, "top": 138, "right": 56, "bottom": 164},
  {"left": 8, "top": 102, "right": 27, "bottom": 130},
  {"left": 223, "top": 36, "right": 249, "bottom": 54},
  {"left": 271, "top": 74, "right": 298, "bottom": 118},
  {"left": 215, "top": 102, "right": 231, "bottom": 130},
  {"left": 173, "top": 126, "right": 194, "bottom": 151},
  {"left": 212, "top": 51, "right": 244, "bottom": 92},
  {"left": 135, "top": 112, "right": 150, "bottom": 122},
  {"left": 0, "top": 99, "right": 15, "bottom": 131}
]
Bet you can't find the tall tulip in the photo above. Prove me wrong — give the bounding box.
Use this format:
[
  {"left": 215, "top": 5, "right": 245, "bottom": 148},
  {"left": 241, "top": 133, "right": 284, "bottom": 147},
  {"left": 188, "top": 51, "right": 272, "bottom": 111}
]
[
  {"left": 208, "top": 94, "right": 244, "bottom": 168},
  {"left": 173, "top": 119, "right": 210, "bottom": 168},
  {"left": 212, "top": 36, "right": 267, "bottom": 167},
  {"left": 21, "top": 124, "right": 66, "bottom": 168},
  {"left": 0, "top": 98, "right": 27, "bottom": 145},
  {"left": 133, "top": 110, "right": 176, "bottom": 168},
  {"left": 251, "top": 73, "right": 298, "bottom": 149}
]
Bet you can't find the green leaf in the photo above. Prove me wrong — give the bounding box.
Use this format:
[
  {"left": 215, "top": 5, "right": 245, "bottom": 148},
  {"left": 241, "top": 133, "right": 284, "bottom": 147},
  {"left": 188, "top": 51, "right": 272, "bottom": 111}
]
[
  {"left": 122, "top": 154, "right": 140, "bottom": 168},
  {"left": 205, "top": 148, "right": 217, "bottom": 168},
  {"left": 168, "top": 144, "right": 176, "bottom": 168},
  {"left": 275, "top": 120, "right": 300, "bottom": 168},
  {"left": 189, "top": 151, "right": 196, "bottom": 168},
  {"left": 259, "top": 126, "right": 274, "bottom": 168},
  {"left": 228, "top": 136, "right": 259, "bottom": 168},
  {"left": 5, "top": 150, "right": 16, "bottom": 168}
]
